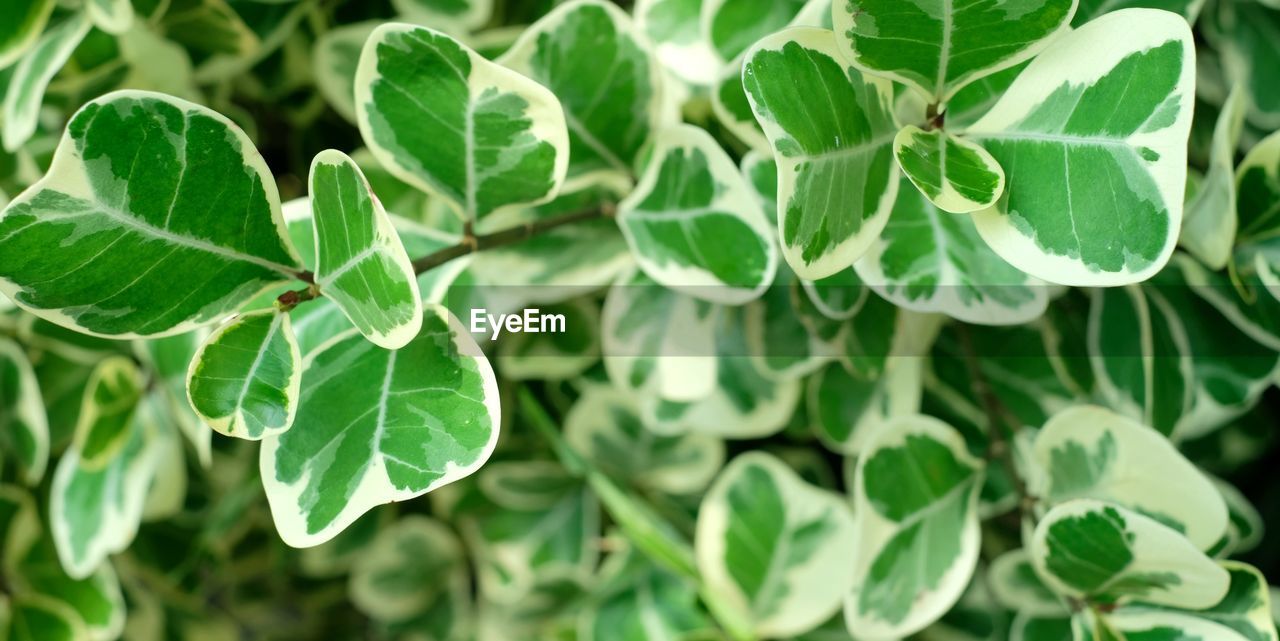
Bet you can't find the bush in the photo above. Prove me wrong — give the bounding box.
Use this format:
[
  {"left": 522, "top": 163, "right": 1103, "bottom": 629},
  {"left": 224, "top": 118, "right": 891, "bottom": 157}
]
[{"left": 1, "top": 0, "right": 1279, "bottom": 639}]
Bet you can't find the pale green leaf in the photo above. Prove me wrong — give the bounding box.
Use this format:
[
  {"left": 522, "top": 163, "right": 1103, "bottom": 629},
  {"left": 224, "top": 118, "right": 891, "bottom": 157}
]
[
  {"left": 968, "top": 10, "right": 1195, "bottom": 286},
  {"left": 742, "top": 26, "right": 898, "bottom": 279},
  {"left": 0, "top": 0, "right": 54, "bottom": 70},
  {"left": 696, "top": 452, "right": 857, "bottom": 638},
  {"left": 619, "top": 124, "right": 777, "bottom": 304},
  {"left": 356, "top": 23, "right": 569, "bottom": 220},
  {"left": 634, "top": 0, "right": 721, "bottom": 85},
  {"left": 1110, "top": 562, "right": 1278, "bottom": 641},
  {"left": 0, "top": 90, "right": 302, "bottom": 338},
  {"left": 1031, "top": 499, "right": 1229, "bottom": 608},
  {"left": 260, "top": 307, "right": 499, "bottom": 548},
  {"left": 855, "top": 174, "right": 1047, "bottom": 325},
  {"left": 159, "top": 0, "right": 259, "bottom": 58},
  {"left": 2, "top": 15, "right": 92, "bottom": 152},
  {"left": 49, "top": 357, "right": 159, "bottom": 579},
  {"left": 1209, "top": 479, "right": 1264, "bottom": 558},
  {"left": 846, "top": 415, "right": 984, "bottom": 639},
  {"left": 0, "top": 338, "right": 48, "bottom": 485},
  {"left": 350, "top": 515, "right": 466, "bottom": 622},
  {"left": 1031, "top": 405, "right": 1228, "bottom": 551},
  {"left": 1181, "top": 85, "right": 1246, "bottom": 269},
  {"left": 313, "top": 21, "right": 379, "bottom": 123},
  {"left": 894, "top": 126, "right": 1005, "bottom": 213},
  {"left": 499, "top": 0, "right": 663, "bottom": 186},
  {"left": 834, "top": 0, "right": 1076, "bottom": 100},
  {"left": 565, "top": 386, "right": 724, "bottom": 495},
  {"left": 186, "top": 309, "right": 301, "bottom": 440},
  {"left": 86, "top": 0, "right": 134, "bottom": 34},
  {"left": 310, "top": 149, "right": 423, "bottom": 349}
]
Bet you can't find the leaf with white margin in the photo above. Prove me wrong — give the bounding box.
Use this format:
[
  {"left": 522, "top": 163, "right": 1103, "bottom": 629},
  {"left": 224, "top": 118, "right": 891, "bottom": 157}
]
[
  {"left": 1176, "top": 256, "right": 1280, "bottom": 350},
  {"left": 497, "top": 300, "right": 600, "bottom": 382},
  {"left": 801, "top": 269, "right": 869, "bottom": 321},
  {"left": 5, "top": 595, "right": 84, "bottom": 641},
  {"left": 185, "top": 309, "right": 301, "bottom": 440},
  {"left": 845, "top": 415, "right": 983, "bottom": 640},
  {"left": 702, "top": 0, "right": 807, "bottom": 62},
  {"left": 0, "top": 0, "right": 53, "bottom": 70},
  {"left": 86, "top": 0, "right": 133, "bottom": 34},
  {"left": 579, "top": 544, "right": 713, "bottom": 641},
  {"left": 134, "top": 331, "right": 212, "bottom": 467},
  {"left": 0, "top": 90, "right": 303, "bottom": 338},
  {"left": 894, "top": 126, "right": 1006, "bottom": 214},
  {"left": 602, "top": 268, "right": 720, "bottom": 404},
  {"left": 1206, "top": 1, "right": 1280, "bottom": 130},
  {"left": 1031, "top": 499, "right": 1229, "bottom": 608},
  {"left": 642, "top": 309, "right": 801, "bottom": 439},
  {"left": 311, "top": 149, "right": 422, "bottom": 349},
  {"left": 392, "top": 0, "right": 493, "bottom": 31},
  {"left": 356, "top": 23, "right": 568, "bottom": 221},
  {"left": 1088, "top": 286, "right": 1192, "bottom": 437},
  {"left": 1031, "top": 406, "right": 1227, "bottom": 550},
  {"left": 740, "top": 150, "right": 777, "bottom": 216},
  {"left": 50, "top": 357, "right": 159, "bottom": 579},
  {"left": 461, "top": 461, "right": 600, "bottom": 601},
  {"left": 565, "top": 386, "right": 724, "bottom": 496},
  {"left": 499, "top": 0, "right": 663, "bottom": 186},
  {"left": 696, "top": 452, "right": 857, "bottom": 638},
  {"left": 1111, "top": 562, "right": 1278, "bottom": 641},
  {"left": 966, "top": 10, "right": 1194, "bottom": 286},
  {"left": 833, "top": 0, "right": 1075, "bottom": 101},
  {"left": 634, "top": 0, "right": 721, "bottom": 85},
  {"left": 260, "top": 306, "right": 499, "bottom": 548},
  {"left": 808, "top": 358, "right": 921, "bottom": 455},
  {"left": 2, "top": 15, "right": 92, "bottom": 152},
  {"left": 989, "top": 548, "right": 1067, "bottom": 617},
  {"left": 313, "top": 21, "right": 379, "bottom": 124},
  {"left": 9, "top": 529, "right": 126, "bottom": 641},
  {"left": 1236, "top": 130, "right": 1280, "bottom": 267},
  {"left": 742, "top": 27, "right": 898, "bottom": 280},
  {"left": 0, "top": 338, "right": 48, "bottom": 485},
  {"left": 350, "top": 515, "right": 465, "bottom": 622},
  {"left": 1181, "top": 85, "right": 1246, "bottom": 270},
  {"left": 1074, "top": 0, "right": 1206, "bottom": 25},
  {"left": 619, "top": 124, "right": 776, "bottom": 304},
  {"left": 1209, "top": 479, "right": 1264, "bottom": 558},
  {"left": 855, "top": 175, "right": 1047, "bottom": 326},
  {"left": 742, "top": 267, "right": 835, "bottom": 381}
]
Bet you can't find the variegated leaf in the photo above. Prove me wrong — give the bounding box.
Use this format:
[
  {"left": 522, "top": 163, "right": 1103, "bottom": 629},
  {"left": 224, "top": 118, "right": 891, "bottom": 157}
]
[
  {"left": 989, "top": 548, "right": 1067, "bottom": 617},
  {"left": 634, "top": 0, "right": 721, "bottom": 85},
  {"left": 967, "top": 10, "right": 1195, "bottom": 286},
  {"left": 356, "top": 23, "right": 569, "bottom": 221},
  {"left": 392, "top": 0, "right": 493, "bottom": 31},
  {"left": 2, "top": 15, "right": 92, "bottom": 152},
  {"left": 1181, "top": 85, "right": 1246, "bottom": 269},
  {"left": 742, "top": 27, "right": 898, "bottom": 279},
  {"left": 0, "top": 0, "right": 54, "bottom": 70},
  {"left": 313, "top": 21, "right": 379, "bottom": 123},
  {"left": 311, "top": 149, "right": 422, "bottom": 349},
  {"left": 807, "top": 359, "right": 921, "bottom": 455},
  {"left": 0, "top": 338, "right": 48, "bottom": 485},
  {"left": 894, "top": 126, "right": 1006, "bottom": 214},
  {"left": 350, "top": 515, "right": 466, "bottom": 622},
  {"left": 186, "top": 309, "right": 301, "bottom": 440},
  {"left": 0, "top": 91, "right": 303, "bottom": 337}
]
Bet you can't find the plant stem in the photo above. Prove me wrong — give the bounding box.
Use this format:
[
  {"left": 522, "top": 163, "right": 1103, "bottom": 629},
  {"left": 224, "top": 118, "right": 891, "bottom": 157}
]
[
  {"left": 954, "top": 323, "right": 1035, "bottom": 516},
  {"left": 276, "top": 203, "right": 617, "bottom": 311}
]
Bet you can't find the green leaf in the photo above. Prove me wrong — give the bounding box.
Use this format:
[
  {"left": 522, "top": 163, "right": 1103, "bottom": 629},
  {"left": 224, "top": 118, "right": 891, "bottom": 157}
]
[
  {"left": 498, "top": 0, "right": 663, "bottom": 185},
  {"left": 1012, "top": 615, "right": 1074, "bottom": 641},
  {"left": 807, "top": 359, "right": 922, "bottom": 455},
  {"left": 185, "top": 309, "right": 301, "bottom": 440},
  {"left": 565, "top": 386, "right": 724, "bottom": 495},
  {"left": 159, "top": 0, "right": 259, "bottom": 58},
  {"left": 134, "top": 330, "right": 212, "bottom": 467},
  {"left": 313, "top": 21, "right": 379, "bottom": 124},
  {"left": 833, "top": 0, "right": 1075, "bottom": 101},
  {"left": 855, "top": 174, "right": 1047, "bottom": 325},
  {"left": 310, "top": 149, "right": 422, "bottom": 349},
  {"left": 634, "top": 0, "right": 721, "bottom": 85},
  {"left": 742, "top": 27, "right": 898, "bottom": 279},
  {"left": 846, "top": 415, "right": 984, "bottom": 639},
  {"left": 967, "top": 9, "right": 1195, "bottom": 286},
  {"left": 1210, "top": 479, "right": 1264, "bottom": 558},
  {"left": 5, "top": 595, "right": 84, "bottom": 641},
  {"left": 1206, "top": 1, "right": 1280, "bottom": 131},
  {"left": 579, "top": 544, "right": 713, "bottom": 641},
  {"left": 702, "top": 0, "right": 807, "bottom": 62},
  {"left": 1237, "top": 130, "right": 1280, "bottom": 251},
  {"left": 86, "top": 0, "right": 134, "bottom": 34},
  {"left": 1111, "top": 562, "right": 1279, "bottom": 641},
  {"left": 2, "top": 15, "right": 92, "bottom": 152},
  {"left": 1031, "top": 499, "right": 1229, "bottom": 608},
  {"left": 893, "top": 126, "right": 1006, "bottom": 214},
  {"left": 1087, "top": 286, "right": 1192, "bottom": 436},
  {"left": 742, "top": 266, "right": 835, "bottom": 380},
  {"left": 1181, "top": 85, "right": 1246, "bottom": 269},
  {"left": 49, "top": 357, "right": 159, "bottom": 579},
  {"left": 349, "top": 515, "right": 466, "bottom": 622},
  {"left": 696, "top": 452, "right": 857, "bottom": 638},
  {"left": 1074, "top": 0, "right": 1205, "bottom": 24},
  {"left": 1032, "top": 406, "right": 1227, "bottom": 550},
  {"left": 356, "top": 23, "right": 569, "bottom": 220},
  {"left": 260, "top": 307, "right": 499, "bottom": 548},
  {"left": 988, "top": 549, "right": 1067, "bottom": 617},
  {"left": 0, "top": 90, "right": 302, "bottom": 337},
  {"left": 0, "top": 338, "right": 48, "bottom": 484},
  {"left": 392, "top": 0, "right": 494, "bottom": 31},
  {"left": 0, "top": 0, "right": 54, "bottom": 70},
  {"left": 618, "top": 124, "right": 777, "bottom": 304},
  {"left": 497, "top": 299, "right": 600, "bottom": 381}
]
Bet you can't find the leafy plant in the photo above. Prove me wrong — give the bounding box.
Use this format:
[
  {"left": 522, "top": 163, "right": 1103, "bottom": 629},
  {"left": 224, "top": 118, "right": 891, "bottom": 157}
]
[{"left": 1, "top": 0, "right": 1279, "bottom": 640}]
